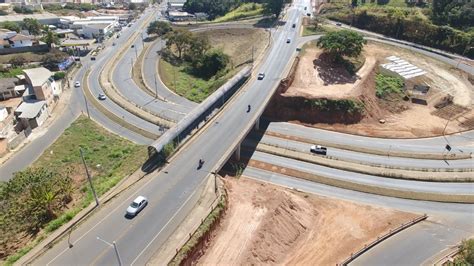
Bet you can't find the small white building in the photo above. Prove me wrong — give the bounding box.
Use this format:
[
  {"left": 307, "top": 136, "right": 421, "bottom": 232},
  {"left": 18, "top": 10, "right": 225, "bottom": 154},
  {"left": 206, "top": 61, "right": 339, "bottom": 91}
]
[
  {"left": 14, "top": 100, "right": 49, "bottom": 129},
  {"left": 7, "top": 33, "right": 34, "bottom": 48},
  {"left": 167, "top": 11, "right": 195, "bottom": 21},
  {"left": 81, "top": 23, "right": 114, "bottom": 39}
]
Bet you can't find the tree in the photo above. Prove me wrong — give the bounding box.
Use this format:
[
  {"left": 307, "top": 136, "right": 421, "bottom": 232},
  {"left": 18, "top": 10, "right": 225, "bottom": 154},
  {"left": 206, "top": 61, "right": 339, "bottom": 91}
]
[
  {"left": 316, "top": 30, "right": 366, "bottom": 62},
  {"left": 196, "top": 49, "right": 230, "bottom": 78},
  {"left": 22, "top": 18, "right": 42, "bottom": 36},
  {"left": 189, "top": 35, "right": 211, "bottom": 61},
  {"left": 1, "top": 21, "right": 21, "bottom": 33},
  {"left": 41, "top": 28, "right": 60, "bottom": 49},
  {"left": 42, "top": 51, "right": 68, "bottom": 70},
  {"left": 147, "top": 21, "right": 172, "bottom": 37},
  {"left": 129, "top": 3, "right": 137, "bottom": 10},
  {"left": 264, "top": 0, "right": 285, "bottom": 17},
  {"left": 9, "top": 55, "right": 26, "bottom": 67},
  {"left": 165, "top": 29, "right": 193, "bottom": 59}
]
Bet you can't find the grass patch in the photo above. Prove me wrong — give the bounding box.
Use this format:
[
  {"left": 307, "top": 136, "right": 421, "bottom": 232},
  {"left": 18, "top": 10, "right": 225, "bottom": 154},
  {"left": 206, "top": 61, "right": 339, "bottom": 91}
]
[
  {"left": 2, "top": 115, "right": 146, "bottom": 263},
  {"left": 213, "top": 3, "right": 264, "bottom": 23},
  {"left": 0, "top": 68, "right": 25, "bottom": 78},
  {"left": 169, "top": 193, "right": 227, "bottom": 265},
  {"left": 375, "top": 73, "right": 404, "bottom": 98},
  {"left": 159, "top": 59, "right": 236, "bottom": 103},
  {"left": 305, "top": 98, "right": 365, "bottom": 114}
]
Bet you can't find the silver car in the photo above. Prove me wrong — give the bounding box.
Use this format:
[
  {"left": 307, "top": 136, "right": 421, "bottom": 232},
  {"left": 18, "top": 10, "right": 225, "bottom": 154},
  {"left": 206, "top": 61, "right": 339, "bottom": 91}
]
[{"left": 126, "top": 196, "right": 148, "bottom": 217}]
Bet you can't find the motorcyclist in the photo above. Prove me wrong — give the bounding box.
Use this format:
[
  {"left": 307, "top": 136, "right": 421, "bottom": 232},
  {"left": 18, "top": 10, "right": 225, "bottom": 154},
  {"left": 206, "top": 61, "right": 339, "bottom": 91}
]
[{"left": 247, "top": 104, "right": 251, "bottom": 112}]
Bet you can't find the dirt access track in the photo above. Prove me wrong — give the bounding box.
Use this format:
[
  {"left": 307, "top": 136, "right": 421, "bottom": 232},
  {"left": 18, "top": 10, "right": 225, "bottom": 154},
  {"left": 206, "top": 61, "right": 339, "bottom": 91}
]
[
  {"left": 198, "top": 177, "right": 417, "bottom": 265},
  {"left": 271, "top": 41, "right": 474, "bottom": 138}
]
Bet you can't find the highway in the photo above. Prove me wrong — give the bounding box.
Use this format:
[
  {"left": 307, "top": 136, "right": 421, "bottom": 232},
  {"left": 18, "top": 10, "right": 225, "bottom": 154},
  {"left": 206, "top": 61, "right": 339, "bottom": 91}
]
[
  {"left": 265, "top": 121, "right": 474, "bottom": 155},
  {"left": 251, "top": 133, "right": 474, "bottom": 169},
  {"left": 242, "top": 150, "right": 474, "bottom": 196},
  {"left": 241, "top": 167, "right": 474, "bottom": 265},
  {"left": 33, "top": 1, "right": 308, "bottom": 265}
]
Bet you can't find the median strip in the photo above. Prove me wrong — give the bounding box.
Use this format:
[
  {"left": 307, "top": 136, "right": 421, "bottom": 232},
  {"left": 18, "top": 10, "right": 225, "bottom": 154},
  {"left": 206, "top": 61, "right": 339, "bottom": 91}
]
[
  {"left": 244, "top": 162, "right": 474, "bottom": 203},
  {"left": 246, "top": 142, "right": 473, "bottom": 182},
  {"left": 264, "top": 130, "right": 473, "bottom": 160}
]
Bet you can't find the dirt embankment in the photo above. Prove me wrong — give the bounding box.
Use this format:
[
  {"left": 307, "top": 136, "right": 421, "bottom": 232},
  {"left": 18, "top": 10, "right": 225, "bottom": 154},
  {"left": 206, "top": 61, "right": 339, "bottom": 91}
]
[
  {"left": 265, "top": 42, "right": 474, "bottom": 138},
  {"left": 198, "top": 177, "right": 417, "bottom": 265}
]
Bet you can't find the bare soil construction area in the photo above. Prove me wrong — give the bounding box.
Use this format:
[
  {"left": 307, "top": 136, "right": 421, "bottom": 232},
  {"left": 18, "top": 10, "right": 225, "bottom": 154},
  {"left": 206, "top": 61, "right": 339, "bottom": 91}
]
[
  {"left": 266, "top": 41, "right": 474, "bottom": 138},
  {"left": 201, "top": 28, "right": 269, "bottom": 68},
  {"left": 198, "top": 177, "right": 416, "bottom": 265}
]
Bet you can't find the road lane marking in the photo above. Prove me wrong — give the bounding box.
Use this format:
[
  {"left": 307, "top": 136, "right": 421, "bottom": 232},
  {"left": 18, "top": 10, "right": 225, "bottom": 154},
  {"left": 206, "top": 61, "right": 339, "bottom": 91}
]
[
  {"left": 46, "top": 168, "right": 161, "bottom": 265},
  {"left": 130, "top": 175, "right": 210, "bottom": 266}
]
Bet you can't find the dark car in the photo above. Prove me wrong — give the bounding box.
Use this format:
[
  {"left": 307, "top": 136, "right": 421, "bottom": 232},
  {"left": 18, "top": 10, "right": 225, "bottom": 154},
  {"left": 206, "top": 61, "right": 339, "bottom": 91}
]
[
  {"left": 91, "top": 57, "right": 96, "bottom": 61},
  {"left": 310, "top": 145, "right": 327, "bottom": 155},
  {"left": 292, "top": 23, "right": 296, "bottom": 28},
  {"left": 257, "top": 73, "right": 265, "bottom": 80}
]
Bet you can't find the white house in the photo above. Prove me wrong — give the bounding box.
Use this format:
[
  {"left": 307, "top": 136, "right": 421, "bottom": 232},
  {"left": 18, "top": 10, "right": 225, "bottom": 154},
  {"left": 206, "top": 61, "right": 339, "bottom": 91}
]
[
  {"left": 14, "top": 100, "right": 49, "bottom": 129},
  {"left": 7, "top": 33, "right": 34, "bottom": 48}
]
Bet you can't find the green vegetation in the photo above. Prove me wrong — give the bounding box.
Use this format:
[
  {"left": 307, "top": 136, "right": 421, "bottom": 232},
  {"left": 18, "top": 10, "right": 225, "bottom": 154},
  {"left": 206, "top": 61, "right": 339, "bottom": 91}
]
[
  {"left": 375, "top": 73, "right": 404, "bottom": 98},
  {"left": 159, "top": 28, "right": 232, "bottom": 102},
  {"left": 317, "top": 30, "right": 366, "bottom": 61},
  {"left": 305, "top": 98, "right": 365, "bottom": 114},
  {"left": 0, "top": 67, "right": 24, "bottom": 78},
  {"left": 13, "top": 6, "right": 35, "bottom": 14},
  {"left": 1, "top": 116, "right": 146, "bottom": 262},
  {"left": 213, "top": 3, "right": 264, "bottom": 22},
  {"left": 53, "top": 71, "right": 66, "bottom": 80},
  {"left": 169, "top": 193, "right": 227, "bottom": 265},
  {"left": 451, "top": 239, "right": 474, "bottom": 265},
  {"left": 147, "top": 21, "right": 172, "bottom": 37},
  {"left": 41, "top": 27, "right": 60, "bottom": 49},
  {"left": 0, "top": 21, "right": 21, "bottom": 32},
  {"left": 184, "top": 0, "right": 286, "bottom": 20},
  {"left": 322, "top": 0, "right": 473, "bottom": 57},
  {"left": 160, "top": 59, "right": 233, "bottom": 103}
]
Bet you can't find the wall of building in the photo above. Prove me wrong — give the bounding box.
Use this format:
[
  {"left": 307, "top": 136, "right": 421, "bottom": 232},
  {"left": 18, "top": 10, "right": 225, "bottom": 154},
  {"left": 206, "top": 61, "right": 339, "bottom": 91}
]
[
  {"left": 10, "top": 39, "right": 33, "bottom": 48},
  {"left": 0, "top": 44, "right": 48, "bottom": 55}
]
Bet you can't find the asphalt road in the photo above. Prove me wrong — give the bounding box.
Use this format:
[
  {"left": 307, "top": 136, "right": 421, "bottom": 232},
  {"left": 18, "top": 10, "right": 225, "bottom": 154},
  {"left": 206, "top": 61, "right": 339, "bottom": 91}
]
[
  {"left": 111, "top": 16, "right": 190, "bottom": 122},
  {"left": 33, "top": 2, "right": 308, "bottom": 264},
  {"left": 243, "top": 150, "right": 474, "bottom": 196},
  {"left": 251, "top": 134, "right": 474, "bottom": 169},
  {"left": 0, "top": 58, "right": 153, "bottom": 181},
  {"left": 265, "top": 121, "right": 474, "bottom": 155},
  {"left": 241, "top": 167, "right": 474, "bottom": 265}
]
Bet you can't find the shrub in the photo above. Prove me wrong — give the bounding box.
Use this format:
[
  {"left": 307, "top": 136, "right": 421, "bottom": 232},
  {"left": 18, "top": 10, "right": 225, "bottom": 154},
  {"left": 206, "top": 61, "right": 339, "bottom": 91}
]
[
  {"left": 375, "top": 73, "right": 404, "bottom": 98},
  {"left": 53, "top": 71, "right": 66, "bottom": 80}
]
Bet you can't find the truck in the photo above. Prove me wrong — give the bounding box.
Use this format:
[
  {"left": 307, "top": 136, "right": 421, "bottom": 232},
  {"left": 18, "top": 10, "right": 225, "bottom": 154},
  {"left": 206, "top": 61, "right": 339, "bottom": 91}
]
[{"left": 310, "top": 145, "right": 327, "bottom": 155}]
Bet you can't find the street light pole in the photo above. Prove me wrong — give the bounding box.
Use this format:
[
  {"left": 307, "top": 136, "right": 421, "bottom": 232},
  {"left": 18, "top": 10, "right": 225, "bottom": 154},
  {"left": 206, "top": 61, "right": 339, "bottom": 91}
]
[
  {"left": 80, "top": 148, "right": 99, "bottom": 207},
  {"left": 96, "top": 237, "right": 123, "bottom": 266}
]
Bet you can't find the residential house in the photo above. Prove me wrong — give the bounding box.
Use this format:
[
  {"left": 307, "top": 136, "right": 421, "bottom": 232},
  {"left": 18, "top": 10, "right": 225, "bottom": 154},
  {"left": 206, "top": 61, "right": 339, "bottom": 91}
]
[
  {"left": 0, "top": 77, "right": 19, "bottom": 100},
  {"left": 7, "top": 33, "right": 34, "bottom": 48},
  {"left": 23, "top": 67, "right": 57, "bottom": 107},
  {"left": 167, "top": 0, "right": 186, "bottom": 11},
  {"left": 14, "top": 99, "right": 48, "bottom": 129}
]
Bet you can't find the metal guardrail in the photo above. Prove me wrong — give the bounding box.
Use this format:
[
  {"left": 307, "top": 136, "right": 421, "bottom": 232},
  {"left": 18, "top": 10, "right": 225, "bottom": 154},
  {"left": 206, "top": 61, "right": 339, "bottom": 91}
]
[{"left": 337, "top": 214, "right": 428, "bottom": 266}]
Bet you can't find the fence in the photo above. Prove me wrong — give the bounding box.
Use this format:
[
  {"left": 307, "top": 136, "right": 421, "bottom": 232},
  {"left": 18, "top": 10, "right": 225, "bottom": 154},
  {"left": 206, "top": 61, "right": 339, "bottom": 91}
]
[
  {"left": 0, "top": 44, "right": 48, "bottom": 55},
  {"left": 338, "top": 214, "right": 428, "bottom": 266}
]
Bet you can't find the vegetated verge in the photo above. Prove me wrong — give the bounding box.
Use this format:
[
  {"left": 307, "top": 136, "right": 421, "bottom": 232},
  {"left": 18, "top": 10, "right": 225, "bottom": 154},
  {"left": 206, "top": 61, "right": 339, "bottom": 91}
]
[
  {"left": 213, "top": 3, "right": 264, "bottom": 23},
  {"left": 0, "top": 115, "right": 146, "bottom": 264},
  {"left": 320, "top": 0, "right": 473, "bottom": 58},
  {"left": 158, "top": 27, "right": 268, "bottom": 103}
]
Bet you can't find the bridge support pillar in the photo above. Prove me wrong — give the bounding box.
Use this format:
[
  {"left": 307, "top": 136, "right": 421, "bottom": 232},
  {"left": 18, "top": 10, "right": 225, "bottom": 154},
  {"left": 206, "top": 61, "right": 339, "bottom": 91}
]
[
  {"left": 254, "top": 116, "right": 260, "bottom": 130},
  {"left": 234, "top": 144, "right": 241, "bottom": 161}
]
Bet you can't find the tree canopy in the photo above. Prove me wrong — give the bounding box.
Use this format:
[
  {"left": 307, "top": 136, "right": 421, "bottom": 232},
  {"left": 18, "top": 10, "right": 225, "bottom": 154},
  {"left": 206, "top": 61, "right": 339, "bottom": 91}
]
[
  {"left": 317, "top": 30, "right": 366, "bottom": 61},
  {"left": 21, "top": 18, "right": 42, "bottom": 36},
  {"left": 432, "top": 0, "right": 474, "bottom": 29},
  {"left": 147, "top": 21, "right": 172, "bottom": 37}
]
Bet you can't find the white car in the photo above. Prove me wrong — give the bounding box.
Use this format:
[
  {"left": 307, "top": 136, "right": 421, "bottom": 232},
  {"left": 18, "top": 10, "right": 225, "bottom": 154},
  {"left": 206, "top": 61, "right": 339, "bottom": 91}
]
[
  {"left": 74, "top": 81, "right": 80, "bottom": 87},
  {"left": 126, "top": 196, "right": 148, "bottom": 217},
  {"left": 310, "top": 145, "right": 327, "bottom": 155},
  {"left": 98, "top": 93, "right": 106, "bottom": 100}
]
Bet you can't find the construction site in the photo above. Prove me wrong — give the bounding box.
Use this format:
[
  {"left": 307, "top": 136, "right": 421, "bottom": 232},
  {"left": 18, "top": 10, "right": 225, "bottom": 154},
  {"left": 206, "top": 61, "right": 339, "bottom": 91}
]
[{"left": 264, "top": 41, "right": 474, "bottom": 138}]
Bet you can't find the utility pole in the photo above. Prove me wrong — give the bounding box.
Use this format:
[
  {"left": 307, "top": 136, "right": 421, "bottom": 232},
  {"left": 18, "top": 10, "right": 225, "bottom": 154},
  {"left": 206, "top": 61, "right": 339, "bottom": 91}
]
[
  {"left": 154, "top": 72, "right": 158, "bottom": 99},
  {"left": 80, "top": 148, "right": 99, "bottom": 207},
  {"left": 96, "top": 237, "right": 122, "bottom": 266},
  {"left": 251, "top": 45, "right": 254, "bottom": 64}
]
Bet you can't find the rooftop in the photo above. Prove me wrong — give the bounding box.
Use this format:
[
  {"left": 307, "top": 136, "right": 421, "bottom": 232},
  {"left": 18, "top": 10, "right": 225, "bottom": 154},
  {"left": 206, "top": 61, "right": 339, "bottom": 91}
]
[
  {"left": 84, "top": 23, "right": 111, "bottom": 29},
  {"left": 0, "top": 78, "right": 17, "bottom": 92},
  {"left": 23, "top": 67, "right": 53, "bottom": 87},
  {"left": 8, "top": 33, "right": 33, "bottom": 41},
  {"left": 15, "top": 100, "right": 46, "bottom": 119}
]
